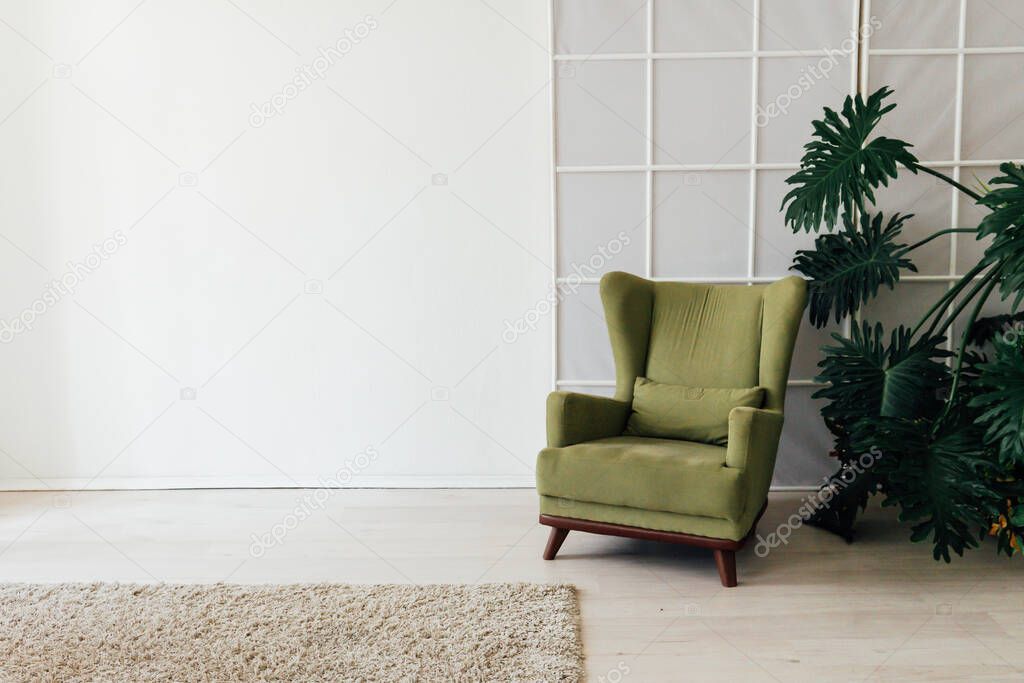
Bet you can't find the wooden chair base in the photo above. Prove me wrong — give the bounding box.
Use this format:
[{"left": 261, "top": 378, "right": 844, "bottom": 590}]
[
  {"left": 539, "top": 504, "right": 765, "bottom": 588},
  {"left": 542, "top": 527, "right": 569, "bottom": 560}
]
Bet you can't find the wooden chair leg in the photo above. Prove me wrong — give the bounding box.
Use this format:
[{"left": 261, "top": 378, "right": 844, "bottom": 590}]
[
  {"left": 713, "top": 549, "right": 737, "bottom": 587},
  {"left": 543, "top": 527, "right": 570, "bottom": 560}
]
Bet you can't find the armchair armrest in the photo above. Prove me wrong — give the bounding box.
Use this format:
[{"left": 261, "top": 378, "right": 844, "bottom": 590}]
[
  {"left": 725, "top": 406, "right": 785, "bottom": 526},
  {"left": 725, "top": 407, "right": 784, "bottom": 470},
  {"left": 546, "top": 391, "right": 630, "bottom": 448}
]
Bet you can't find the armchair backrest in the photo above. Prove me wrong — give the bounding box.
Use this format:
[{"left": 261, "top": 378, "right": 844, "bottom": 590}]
[{"left": 599, "top": 272, "right": 807, "bottom": 412}]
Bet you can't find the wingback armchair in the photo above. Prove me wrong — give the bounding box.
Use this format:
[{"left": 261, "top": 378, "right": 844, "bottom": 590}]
[{"left": 536, "top": 272, "right": 807, "bottom": 586}]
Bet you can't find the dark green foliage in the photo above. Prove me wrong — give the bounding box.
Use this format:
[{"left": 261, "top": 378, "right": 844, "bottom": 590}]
[
  {"left": 994, "top": 489, "right": 1024, "bottom": 557},
  {"left": 977, "top": 163, "right": 1024, "bottom": 306},
  {"left": 851, "top": 416, "right": 1002, "bottom": 562},
  {"left": 978, "top": 162, "right": 1024, "bottom": 236},
  {"left": 793, "top": 212, "right": 917, "bottom": 327},
  {"left": 971, "top": 338, "right": 1024, "bottom": 467},
  {"left": 786, "top": 87, "right": 1024, "bottom": 559},
  {"left": 781, "top": 87, "right": 918, "bottom": 233},
  {"left": 813, "top": 322, "right": 950, "bottom": 422},
  {"left": 967, "top": 312, "right": 1024, "bottom": 347}
]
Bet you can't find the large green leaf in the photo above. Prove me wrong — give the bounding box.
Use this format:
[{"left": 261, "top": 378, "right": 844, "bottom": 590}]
[
  {"left": 977, "top": 163, "right": 1024, "bottom": 305},
  {"left": 978, "top": 162, "right": 1024, "bottom": 236},
  {"left": 781, "top": 87, "right": 919, "bottom": 233},
  {"left": 793, "top": 212, "right": 917, "bottom": 327},
  {"left": 814, "top": 321, "right": 950, "bottom": 424},
  {"left": 850, "top": 416, "right": 1002, "bottom": 562},
  {"left": 970, "top": 336, "right": 1024, "bottom": 467}
]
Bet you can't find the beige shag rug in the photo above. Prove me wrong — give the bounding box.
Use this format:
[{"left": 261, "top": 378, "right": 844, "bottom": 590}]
[{"left": 0, "top": 583, "right": 582, "bottom": 682}]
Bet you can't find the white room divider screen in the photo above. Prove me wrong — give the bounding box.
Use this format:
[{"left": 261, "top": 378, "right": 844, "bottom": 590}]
[{"left": 548, "top": 0, "right": 1024, "bottom": 486}]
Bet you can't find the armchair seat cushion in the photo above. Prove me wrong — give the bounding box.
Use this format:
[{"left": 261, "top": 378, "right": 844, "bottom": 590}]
[{"left": 536, "top": 436, "right": 745, "bottom": 521}]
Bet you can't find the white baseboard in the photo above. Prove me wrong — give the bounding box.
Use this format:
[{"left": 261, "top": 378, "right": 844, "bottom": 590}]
[{"left": 0, "top": 476, "right": 819, "bottom": 492}]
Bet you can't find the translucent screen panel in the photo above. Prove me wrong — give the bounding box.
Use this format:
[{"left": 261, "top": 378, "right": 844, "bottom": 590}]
[
  {"left": 759, "top": 0, "right": 854, "bottom": 51},
  {"left": 868, "top": 56, "right": 958, "bottom": 162},
  {"left": 962, "top": 54, "right": 1024, "bottom": 160},
  {"left": 653, "top": 0, "right": 753, "bottom": 53},
  {"left": 869, "top": 170, "right": 954, "bottom": 275},
  {"left": 757, "top": 55, "right": 855, "bottom": 163},
  {"left": 859, "top": 281, "right": 950, "bottom": 331},
  {"left": 773, "top": 386, "right": 835, "bottom": 487},
  {"left": 653, "top": 59, "right": 751, "bottom": 165},
  {"left": 966, "top": 0, "right": 1024, "bottom": 47},
  {"left": 558, "top": 284, "right": 614, "bottom": 380},
  {"left": 956, "top": 165, "right": 1000, "bottom": 275},
  {"left": 556, "top": 60, "right": 647, "bottom": 166},
  {"left": 557, "top": 173, "right": 646, "bottom": 277},
  {"left": 652, "top": 171, "right": 749, "bottom": 278},
  {"left": 790, "top": 315, "right": 845, "bottom": 382},
  {"left": 754, "top": 170, "right": 817, "bottom": 277},
  {"left": 553, "top": 0, "right": 647, "bottom": 55},
  {"left": 869, "top": 0, "right": 960, "bottom": 48},
  {"left": 558, "top": 384, "right": 615, "bottom": 398}
]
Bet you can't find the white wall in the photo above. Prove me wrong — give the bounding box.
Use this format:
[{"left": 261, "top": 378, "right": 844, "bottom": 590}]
[
  {"left": 0, "top": 0, "right": 552, "bottom": 488},
  {"left": 5, "top": 1, "right": 1021, "bottom": 491}
]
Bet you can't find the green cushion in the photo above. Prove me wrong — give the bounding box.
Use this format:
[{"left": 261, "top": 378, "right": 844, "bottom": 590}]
[
  {"left": 624, "top": 378, "right": 764, "bottom": 444},
  {"left": 536, "top": 436, "right": 745, "bottom": 521}
]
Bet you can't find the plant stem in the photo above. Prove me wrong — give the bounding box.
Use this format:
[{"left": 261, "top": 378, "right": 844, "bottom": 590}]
[
  {"left": 910, "top": 163, "right": 984, "bottom": 202},
  {"left": 896, "top": 228, "right": 978, "bottom": 256},
  {"left": 911, "top": 261, "right": 992, "bottom": 337},
  {"left": 931, "top": 265, "right": 1002, "bottom": 339},
  {"left": 939, "top": 274, "right": 1001, "bottom": 425}
]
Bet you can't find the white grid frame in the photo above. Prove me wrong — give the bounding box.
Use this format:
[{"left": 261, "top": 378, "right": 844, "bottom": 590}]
[
  {"left": 549, "top": 0, "right": 1024, "bottom": 392},
  {"left": 549, "top": 0, "right": 860, "bottom": 391}
]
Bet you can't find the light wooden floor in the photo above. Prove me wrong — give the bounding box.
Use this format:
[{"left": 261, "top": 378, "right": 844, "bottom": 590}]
[{"left": 0, "top": 489, "right": 1021, "bottom": 682}]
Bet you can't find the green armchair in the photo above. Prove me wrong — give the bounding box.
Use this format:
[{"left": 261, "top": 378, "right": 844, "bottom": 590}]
[{"left": 537, "top": 272, "right": 807, "bottom": 586}]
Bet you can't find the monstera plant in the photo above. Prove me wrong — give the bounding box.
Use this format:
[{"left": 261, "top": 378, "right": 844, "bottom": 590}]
[{"left": 783, "top": 86, "right": 1024, "bottom": 561}]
